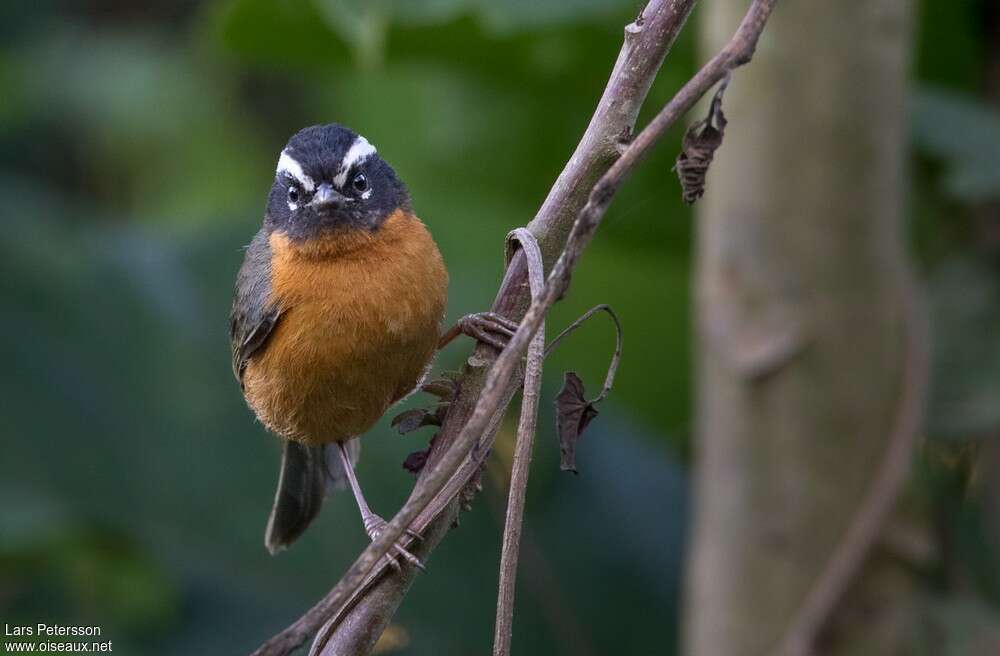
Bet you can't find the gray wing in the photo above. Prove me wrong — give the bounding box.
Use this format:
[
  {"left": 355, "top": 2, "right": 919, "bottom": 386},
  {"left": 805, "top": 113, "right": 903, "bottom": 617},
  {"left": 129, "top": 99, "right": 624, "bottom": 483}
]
[{"left": 230, "top": 229, "right": 282, "bottom": 385}]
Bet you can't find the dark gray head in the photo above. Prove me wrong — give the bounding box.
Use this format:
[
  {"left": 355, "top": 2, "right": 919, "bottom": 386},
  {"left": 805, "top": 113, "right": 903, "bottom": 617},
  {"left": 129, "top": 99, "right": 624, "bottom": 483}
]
[{"left": 264, "top": 124, "right": 410, "bottom": 240}]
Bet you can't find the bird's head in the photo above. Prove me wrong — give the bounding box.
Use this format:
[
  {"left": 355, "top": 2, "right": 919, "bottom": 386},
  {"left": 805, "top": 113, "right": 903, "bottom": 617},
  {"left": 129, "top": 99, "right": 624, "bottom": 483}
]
[{"left": 264, "top": 124, "right": 410, "bottom": 242}]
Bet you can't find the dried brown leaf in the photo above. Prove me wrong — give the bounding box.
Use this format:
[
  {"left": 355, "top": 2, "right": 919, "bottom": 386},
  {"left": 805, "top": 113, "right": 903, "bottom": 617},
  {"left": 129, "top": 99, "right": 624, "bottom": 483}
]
[
  {"left": 402, "top": 435, "right": 439, "bottom": 475},
  {"left": 391, "top": 408, "right": 440, "bottom": 435},
  {"left": 674, "top": 74, "right": 730, "bottom": 204},
  {"left": 554, "top": 372, "right": 601, "bottom": 474}
]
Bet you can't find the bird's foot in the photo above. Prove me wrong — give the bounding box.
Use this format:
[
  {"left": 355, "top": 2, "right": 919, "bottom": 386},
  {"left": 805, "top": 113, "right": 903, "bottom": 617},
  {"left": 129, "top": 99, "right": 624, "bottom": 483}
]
[
  {"left": 363, "top": 513, "right": 425, "bottom": 572},
  {"left": 439, "top": 312, "right": 518, "bottom": 350}
]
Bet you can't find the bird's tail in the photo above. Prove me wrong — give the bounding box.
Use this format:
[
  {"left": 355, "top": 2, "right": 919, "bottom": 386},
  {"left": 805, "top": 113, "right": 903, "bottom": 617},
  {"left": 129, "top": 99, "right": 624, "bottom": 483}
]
[{"left": 264, "top": 438, "right": 360, "bottom": 555}]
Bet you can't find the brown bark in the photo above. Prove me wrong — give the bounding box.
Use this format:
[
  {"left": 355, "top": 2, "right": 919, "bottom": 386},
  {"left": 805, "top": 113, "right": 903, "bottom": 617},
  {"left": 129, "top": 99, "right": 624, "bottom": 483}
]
[{"left": 685, "top": 2, "right": 916, "bottom": 655}]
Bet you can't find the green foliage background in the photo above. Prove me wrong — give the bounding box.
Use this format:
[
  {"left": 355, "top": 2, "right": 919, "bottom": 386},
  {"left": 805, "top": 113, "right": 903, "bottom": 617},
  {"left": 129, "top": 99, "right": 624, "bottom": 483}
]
[{"left": 1, "top": 1, "right": 998, "bottom": 654}]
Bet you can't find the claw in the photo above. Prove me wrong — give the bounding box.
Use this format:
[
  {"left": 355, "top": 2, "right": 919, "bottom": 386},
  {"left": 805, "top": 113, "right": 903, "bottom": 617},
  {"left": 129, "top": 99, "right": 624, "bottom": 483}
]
[
  {"left": 364, "top": 514, "right": 426, "bottom": 572},
  {"left": 439, "top": 311, "right": 519, "bottom": 350},
  {"left": 467, "top": 311, "right": 519, "bottom": 333}
]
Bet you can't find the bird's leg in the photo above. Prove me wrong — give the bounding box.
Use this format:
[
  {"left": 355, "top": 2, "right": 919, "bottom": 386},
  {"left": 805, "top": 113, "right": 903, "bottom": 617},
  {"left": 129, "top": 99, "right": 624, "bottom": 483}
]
[
  {"left": 336, "top": 442, "right": 425, "bottom": 571},
  {"left": 438, "top": 312, "right": 519, "bottom": 350}
]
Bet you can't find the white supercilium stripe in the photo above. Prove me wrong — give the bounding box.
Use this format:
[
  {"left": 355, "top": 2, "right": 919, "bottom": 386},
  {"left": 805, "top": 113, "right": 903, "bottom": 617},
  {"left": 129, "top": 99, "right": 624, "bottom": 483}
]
[
  {"left": 276, "top": 150, "right": 315, "bottom": 192},
  {"left": 333, "top": 136, "right": 377, "bottom": 188}
]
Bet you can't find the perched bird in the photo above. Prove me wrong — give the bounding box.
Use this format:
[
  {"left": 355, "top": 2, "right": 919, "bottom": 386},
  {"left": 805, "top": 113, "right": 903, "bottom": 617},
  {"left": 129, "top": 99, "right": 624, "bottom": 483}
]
[{"left": 230, "top": 124, "right": 515, "bottom": 566}]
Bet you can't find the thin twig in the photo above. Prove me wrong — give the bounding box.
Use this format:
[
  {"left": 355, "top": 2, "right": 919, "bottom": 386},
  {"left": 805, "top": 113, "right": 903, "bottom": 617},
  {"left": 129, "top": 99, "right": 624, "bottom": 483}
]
[
  {"left": 544, "top": 304, "right": 623, "bottom": 403},
  {"left": 493, "top": 228, "right": 547, "bottom": 656},
  {"left": 483, "top": 458, "right": 599, "bottom": 656},
  {"left": 252, "top": 1, "right": 778, "bottom": 653},
  {"left": 774, "top": 280, "right": 929, "bottom": 656}
]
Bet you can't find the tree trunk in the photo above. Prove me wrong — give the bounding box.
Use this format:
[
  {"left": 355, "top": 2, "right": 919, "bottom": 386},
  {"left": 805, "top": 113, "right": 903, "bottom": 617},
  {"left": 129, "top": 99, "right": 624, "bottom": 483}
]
[{"left": 684, "top": 2, "right": 915, "bottom": 655}]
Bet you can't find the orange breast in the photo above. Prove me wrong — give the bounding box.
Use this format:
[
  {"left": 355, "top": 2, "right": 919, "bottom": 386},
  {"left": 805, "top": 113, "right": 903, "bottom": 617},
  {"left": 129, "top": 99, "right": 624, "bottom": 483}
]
[{"left": 242, "top": 210, "right": 448, "bottom": 445}]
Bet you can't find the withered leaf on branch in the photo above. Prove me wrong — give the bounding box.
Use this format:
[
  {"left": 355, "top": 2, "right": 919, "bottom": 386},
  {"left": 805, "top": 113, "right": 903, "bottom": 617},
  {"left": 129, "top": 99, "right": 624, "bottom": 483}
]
[
  {"left": 547, "top": 305, "right": 622, "bottom": 474},
  {"left": 402, "top": 435, "right": 439, "bottom": 475},
  {"left": 554, "top": 372, "right": 601, "bottom": 474},
  {"left": 391, "top": 407, "right": 441, "bottom": 435},
  {"left": 674, "top": 74, "right": 730, "bottom": 204},
  {"left": 402, "top": 448, "right": 429, "bottom": 475}
]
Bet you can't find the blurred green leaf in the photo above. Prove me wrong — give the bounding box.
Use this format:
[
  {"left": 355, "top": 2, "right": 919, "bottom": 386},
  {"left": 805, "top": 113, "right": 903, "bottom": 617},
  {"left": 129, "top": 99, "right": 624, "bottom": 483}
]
[
  {"left": 915, "top": 595, "right": 1000, "bottom": 656},
  {"left": 474, "top": 0, "right": 633, "bottom": 35},
  {"left": 217, "top": 0, "right": 350, "bottom": 67},
  {"left": 914, "top": 2, "right": 985, "bottom": 92},
  {"left": 3, "top": 26, "right": 270, "bottom": 227},
  {"left": 927, "top": 257, "right": 1000, "bottom": 439},
  {"left": 0, "top": 496, "right": 178, "bottom": 638},
  {"left": 912, "top": 88, "right": 1000, "bottom": 203}
]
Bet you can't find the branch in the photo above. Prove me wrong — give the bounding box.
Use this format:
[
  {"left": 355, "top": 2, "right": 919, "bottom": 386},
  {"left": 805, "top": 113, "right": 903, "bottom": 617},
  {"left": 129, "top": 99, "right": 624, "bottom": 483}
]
[
  {"left": 263, "top": 3, "right": 695, "bottom": 653},
  {"left": 492, "top": 229, "right": 546, "bottom": 656},
  {"left": 774, "top": 280, "right": 929, "bottom": 656},
  {"left": 544, "top": 304, "right": 622, "bottom": 399},
  {"left": 250, "top": 2, "right": 777, "bottom": 654}
]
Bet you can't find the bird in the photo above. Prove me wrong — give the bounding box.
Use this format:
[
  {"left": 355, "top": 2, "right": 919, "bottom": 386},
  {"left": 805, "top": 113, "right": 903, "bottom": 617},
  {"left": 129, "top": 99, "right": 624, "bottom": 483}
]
[{"left": 230, "top": 123, "right": 516, "bottom": 567}]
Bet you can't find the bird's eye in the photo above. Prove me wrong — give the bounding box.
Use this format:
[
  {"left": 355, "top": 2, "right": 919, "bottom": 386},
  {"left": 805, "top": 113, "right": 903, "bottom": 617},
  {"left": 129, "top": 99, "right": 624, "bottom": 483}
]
[
  {"left": 351, "top": 172, "right": 369, "bottom": 194},
  {"left": 287, "top": 186, "right": 300, "bottom": 204}
]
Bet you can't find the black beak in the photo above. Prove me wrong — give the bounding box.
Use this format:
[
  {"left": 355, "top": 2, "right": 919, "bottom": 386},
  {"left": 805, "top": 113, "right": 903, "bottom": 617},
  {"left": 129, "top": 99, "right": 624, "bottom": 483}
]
[{"left": 310, "top": 183, "right": 349, "bottom": 209}]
